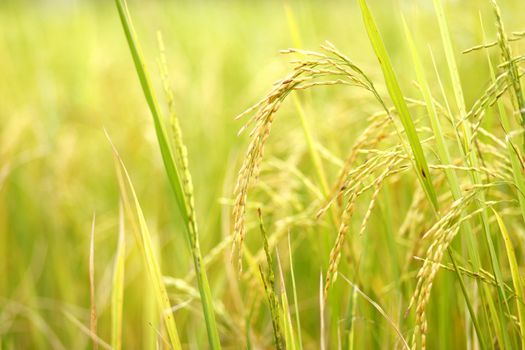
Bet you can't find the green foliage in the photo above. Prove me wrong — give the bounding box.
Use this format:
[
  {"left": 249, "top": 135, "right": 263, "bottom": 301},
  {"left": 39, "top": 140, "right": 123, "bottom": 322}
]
[{"left": 2, "top": 0, "right": 525, "bottom": 349}]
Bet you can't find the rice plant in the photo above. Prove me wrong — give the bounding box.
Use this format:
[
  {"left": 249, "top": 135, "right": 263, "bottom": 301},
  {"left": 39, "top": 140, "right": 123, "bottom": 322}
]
[{"left": 1, "top": 0, "right": 525, "bottom": 349}]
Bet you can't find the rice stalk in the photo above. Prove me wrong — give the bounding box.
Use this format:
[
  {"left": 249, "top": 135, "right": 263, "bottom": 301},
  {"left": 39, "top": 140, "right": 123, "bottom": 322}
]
[
  {"left": 433, "top": 0, "right": 514, "bottom": 347},
  {"left": 481, "top": 7, "right": 525, "bottom": 225},
  {"left": 287, "top": 233, "right": 303, "bottom": 350},
  {"left": 404, "top": 18, "right": 488, "bottom": 348},
  {"left": 491, "top": 0, "right": 525, "bottom": 132},
  {"left": 106, "top": 133, "right": 182, "bottom": 350},
  {"left": 339, "top": 274, "right": 410, "bottom": 350},
  {"left": 257, "top": 209, "right": 284, "bottom": 350},
  {"left": 492, "top": 209, "right": 525, "bottom": 348},
  {"left": 114, "top": 1, "right": 221, "bottom": 347},
  {"left": 89, "top": 214, "right": 98, "bottom": 350},
  {"left": 320, "top": 272, "right": 326, "bottom": 350},
  {"left": 111, "top": 203, "right": 125, "bottom": 350},
  {"left": 358, "top": 0, "right": 439, "bottom": 211},
  {"left": 276, "top": 250, "right": 297, "bottom": 350},
  {"left": 63, "top": 311, "right": 112, "bottom": 350}
]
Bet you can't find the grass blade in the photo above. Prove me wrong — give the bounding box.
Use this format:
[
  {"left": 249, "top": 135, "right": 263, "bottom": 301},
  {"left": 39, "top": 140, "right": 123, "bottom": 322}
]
[
  {"left": 287, "top": 233, "right": 303, "bottom": 350},
  {"left": 106, "top": 133, "right": 182, "bottom": 350},
  {"left": 283, "top": 2, "right": 330, "bottom": 196},
  {"left": 156, "top": 31, "right": 222, "bottom": 349},
  {"left": 433, "top": 0, "right": 513, "bottom": 347},
  {"left": 320, "top": 272, "right": 326, "bottom": 350},
  {"left": 276, "top": 251, "right": 297, "bottom": 350},
  {"left": 482, "top": 284, "right": 506, "bottom": 348},
  {"left": 111, "top": 203, "right": 126, "bottom": 350},
  {"left": 347, "top": 285, "right": 358, "bottom": 350},
  {"left": 403, "top": 19, "right": 487, "bottom": 349},
  {"left": 63, "top": 311, "right": 112, "bottom": 350},
  {"left": 89, "top": 214, "right": 98, "bottom": 350},
  {"left": 340, "top": 275, "right": 410, "bottom": 350},
  {"left": 492, "top": 209, "right": 525, "bottom": 348},
  {"left": 357, "top": 0, "right": 438, "bottom": 211},
  {"left": 114, "top": 0, "right": 185, "bottom": 214},
  {"left": 114, "top": 1, "right": 221, "bottom": 348},
  {"left": 257, "top": 209, "right": 284, "bottom": 350}
]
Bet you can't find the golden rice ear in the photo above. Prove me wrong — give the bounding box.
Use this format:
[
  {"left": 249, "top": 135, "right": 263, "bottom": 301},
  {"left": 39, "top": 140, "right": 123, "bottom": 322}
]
[{"left": 231, "top": 39, "right": 406, "bottom": 271}]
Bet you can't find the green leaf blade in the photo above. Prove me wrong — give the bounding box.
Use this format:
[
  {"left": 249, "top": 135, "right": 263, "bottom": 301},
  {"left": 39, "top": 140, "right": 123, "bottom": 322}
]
[{"left": 358, "top": 0, "right": 439, "bottom": 211}]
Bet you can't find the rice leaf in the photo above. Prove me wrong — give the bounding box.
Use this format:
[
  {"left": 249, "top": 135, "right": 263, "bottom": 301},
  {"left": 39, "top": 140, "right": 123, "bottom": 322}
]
[
  {"left": 114, "top": 0, "right": 185, "bottom": 213},
  {"left": 276, "top": 251, "right": 297, "bottom": 350},
  {"left": 257, "top": 209, "right": 284, "bottom": 350},
  {"left": 404, "top": 19, "right": 486, "bottom": 349},
  {"left": 347, "top": 285, "right": 358, "bottom": 350},
  {"left": 89, "top": 214, "right": 98, "bottom": 350},
  {"left": 106, "top": 133, "right": 182, "bottom": 350},
  {"left": 111, "top": 203, "right": 126, "bottom": 350},
  {"left": 287, "top": 233, "right": 303, "bottom": 350},
  {"left": 482, "top": 284, "right": 506, "bottom": 349},
  {"left": 63, "top": 311, "right": 112, "bottom": 350},
  {"left": 433, "top": 1, "right": 512, "bottom": 347},
  {"left": 492, "top": 209, "right": 525, "bottom": 348},
  {"left": 340, "top": 274, "right": 410, "bottom": 350},
  {"left": 114, "top": 1, "right": 221, "bottom": 348},
  {"left": 320, "top": 272, "right": 326, "bottom": 350},
  {"left": 357, "top": 0, "right": 438, "bottom": 211}
]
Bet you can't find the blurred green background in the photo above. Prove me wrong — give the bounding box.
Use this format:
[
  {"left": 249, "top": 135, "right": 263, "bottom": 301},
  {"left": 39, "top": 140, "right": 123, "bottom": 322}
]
[{"left": 1, "top": 0, "right": 524, "bottom": 348}]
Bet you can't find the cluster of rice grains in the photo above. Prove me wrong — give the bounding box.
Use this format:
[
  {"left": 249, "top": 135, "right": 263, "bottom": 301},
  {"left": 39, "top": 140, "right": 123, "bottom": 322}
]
[{"left": 231, "top": 1, "right": 525, "bottom": 349}]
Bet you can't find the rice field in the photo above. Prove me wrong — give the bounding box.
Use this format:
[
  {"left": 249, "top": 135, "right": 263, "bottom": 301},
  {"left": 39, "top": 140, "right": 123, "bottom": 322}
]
[{"left": 1, "top": 0, "right": 525, "bottom": 348}]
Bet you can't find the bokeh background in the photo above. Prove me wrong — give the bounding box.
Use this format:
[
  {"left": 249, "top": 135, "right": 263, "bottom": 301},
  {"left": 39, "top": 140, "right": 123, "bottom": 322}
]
[{"left": 1, "top": 0, "right": 524, "bottom": 348}]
